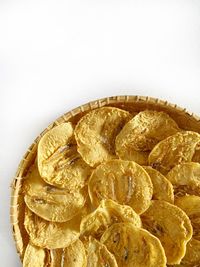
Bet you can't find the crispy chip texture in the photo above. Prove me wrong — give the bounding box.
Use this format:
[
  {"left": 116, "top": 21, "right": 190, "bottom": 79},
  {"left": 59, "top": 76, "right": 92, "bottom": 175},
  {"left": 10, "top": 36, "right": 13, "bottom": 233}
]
[
  {"left": 88, "top": 160, "right": 153, "bottom": 214},
  {"left": 148, "top": 131, "right": 200, "bottom": 174},
  {"left": 74, "top": 107, "right": 131, "bottom": 167},
  {"left": 24, "top": 164, "right": 87, "bottom": 222},
  {"left": 86, "top": 237, "right": 118, "bottom": 267},
  {"left": 100, "top": 222, "right": 166, "bottom": 267},
  {"left": 23, "top": 243, "right": 48, "bottom": 267},
  {"left": 115, "top": 110, "right": 179, "bottom": 163},
  {"left": 38, "top": 123, "right": 91, "bottom": 189},
  {"left": 166, "top": 162, "right": 200, "bottom": 198},
  {"left": 50, "top": 240, "right": 86, "bottom": 267},
  {"left": 143, "top": 166, "right": 174, "bottom": 203},
  {"left": 80, "top": 199, "right": 141, "bottom": 238},
  {"left": 24, "top": 208, "right": 80, "bottom": 249},
  {"left": 141, "top": 200, "right": 193, "bottom": 264}
]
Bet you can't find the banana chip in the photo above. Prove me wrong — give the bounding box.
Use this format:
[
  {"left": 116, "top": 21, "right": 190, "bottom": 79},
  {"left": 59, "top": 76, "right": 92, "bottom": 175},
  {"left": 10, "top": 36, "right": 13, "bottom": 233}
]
[
  {"left": 23, "top": 243, "right": 49, "bottom": 267},
  {"left": 166, "top": 162, "right": 200, "bottom": 198},
  {"left": 149, "top": 131, "right": 200, "bottom": 174},
  {"left": 80, "top": 199, "right": 141, "bottom": 238},
  {"left": 24, "top": 207, "right": 80, "bottom": 249},
  {"left": 143, "top": 166, "right": 174, "bottom": 203},
  {"left": 24, "top": 164, "right": 87, "bottom": 222},
  {"left": 86, "top": 237, "right": 118, "bottom": 267},
  {"left": 50, "top": 240, "right": 86, "bottom": 267},
  {"left": 38, "top": 123, "right": 91, "bottom": 189},
  {"left": 74, "top": 107, "right": 131, "bottom": 167},
  {"left": 141, "top": 200, "right": 193, "bottom": 264},
  {"left": 100, "top": 222, "right": 166, "bottom": 267},
  {"left": 88, "top": 160, "right": 153, "bottom": 214},
  {"left": 115, "top": 110, "right": 179, "bottom": 164}
]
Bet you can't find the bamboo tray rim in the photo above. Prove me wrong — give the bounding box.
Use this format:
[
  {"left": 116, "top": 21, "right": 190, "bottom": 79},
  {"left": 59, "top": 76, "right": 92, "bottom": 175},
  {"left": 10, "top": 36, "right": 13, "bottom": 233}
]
[{"left": 10, "top": 95, "right": 200, "bottom": 262}]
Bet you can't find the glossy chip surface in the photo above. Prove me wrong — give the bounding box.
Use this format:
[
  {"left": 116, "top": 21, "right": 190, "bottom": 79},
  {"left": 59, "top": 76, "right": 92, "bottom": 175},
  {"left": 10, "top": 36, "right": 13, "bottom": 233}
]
[
  {"left": 23, "top": 243, "right": 48, "bottom": 267},
  {"left": 38, "top": 123, "right": 91, "bottom": 189},
  {"left": 100, "top": 222, "right": 166, "bottom": 267},
  {"left": 88, "top": 160, "right": 153, "bottom": 214},
  {"left": 141, "top": 200, "right": 193, "bottom": 264},
  {"left": 74, "top": 107, "right": 131, "bottom": 167}
]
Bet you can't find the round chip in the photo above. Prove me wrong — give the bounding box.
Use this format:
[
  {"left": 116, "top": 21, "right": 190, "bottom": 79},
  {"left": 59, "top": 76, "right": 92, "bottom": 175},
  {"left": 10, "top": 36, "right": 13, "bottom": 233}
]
[
  {"left": 143, "top": 166, "right": 174, "bottom": 203},
  {"left": 38, "top": 122, "right": 91, "bottom": 189},
  {"left": 80, "top": 199, "right": 141, "bottom": 239},
  {"left": 24, "top": 164, "right": 87, "bottom": 222},
  {"left": 88, "top": 159, "right": 153, "bottom": 214},
  {"left": 148, "top": 131, "right": 200, "bottom": 174},
  {"left": 23, "top": 243, "right": 49, "bottom": 267},
  {"left": 74, "top": 107, "right": 131, "bottom": 167},
  {"left": 50, "top": 240, "right": 86, "bottom": 267},
  {"left": 86, "top": 237, "right": 118, "bottom": 267},
  {"left": 100, "top": 222, "right": 166, "bottom": 267},
  {"left": 166, "top": 162, "right": 200, "bottom": 198},
  {"left": 115, "top": 110, "right": 179, "bottom": 163},
  {"left": 24, "top": 207, "right": 80, "bottom": 249},
  {"left": 141, "top": 200, "right": 193, "bottom": 265}
]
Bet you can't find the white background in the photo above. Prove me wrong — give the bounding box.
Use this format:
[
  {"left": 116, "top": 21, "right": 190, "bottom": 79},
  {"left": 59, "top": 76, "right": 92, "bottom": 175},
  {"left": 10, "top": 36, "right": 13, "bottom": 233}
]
[{"left": 1, "top": 0, "right": 200, "bottom": 266}]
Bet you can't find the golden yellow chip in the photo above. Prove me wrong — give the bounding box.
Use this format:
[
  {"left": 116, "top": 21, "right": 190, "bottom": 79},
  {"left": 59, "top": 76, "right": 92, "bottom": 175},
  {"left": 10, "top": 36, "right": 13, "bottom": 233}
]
[
  {"left": 38, "top": 122, "right": 91, "bottom": 189},
  {"left": 143, "top": 166, "right": 174, "bottom": 203},
  {"left": 23, "top": 243, "right": 48, "bottom": 267},
  {"left": 80, "top": 199, "right": 141, "bottom": 238},
  {"left": 74, "top": 107, "right": 131, "bottom": 167},
  {"left": 166, "top": 162, "right": 200, "bottom": 197},
  {"left": 24, "top": 207, "right": 80, "bottom": 249},
  {"left": 141, "top": 200, "right": 193, "bottom": 264},
  {"left": 50, "top": 240, "right": 86, "bottom": 267},
  {"left": 86, "top": 237, "right": 118, "bottom": 267},
  {"left": 88, "top": 159, "right": 153, "bottom": 214},
  {"left": 100, "top": 222, "right": 166, "bottom": 267},
  {"left": 148, "top": 131, "right": 200, "bottom": 174},
  {"left": 24, "top": 164, "right": 87, "bottom": 222}
]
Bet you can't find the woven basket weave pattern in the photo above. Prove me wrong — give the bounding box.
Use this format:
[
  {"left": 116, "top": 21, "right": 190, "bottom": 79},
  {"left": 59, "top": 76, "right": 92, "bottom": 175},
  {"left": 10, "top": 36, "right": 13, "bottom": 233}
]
[{"left": 10, "top": 95, "right": 200, "bottom": 262}]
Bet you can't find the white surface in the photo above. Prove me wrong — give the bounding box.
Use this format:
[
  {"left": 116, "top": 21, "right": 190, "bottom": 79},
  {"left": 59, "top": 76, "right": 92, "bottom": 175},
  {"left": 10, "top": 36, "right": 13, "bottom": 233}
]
[{"left": 1, "top": 0, "right": 200, "bottom": 266}]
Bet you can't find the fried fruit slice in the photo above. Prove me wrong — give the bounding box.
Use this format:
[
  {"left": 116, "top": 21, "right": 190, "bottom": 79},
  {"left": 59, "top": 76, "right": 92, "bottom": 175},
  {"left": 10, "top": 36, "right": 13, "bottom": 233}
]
[
  {"left": 80, "top": 199, "right": 141, "bottom": 239},
  {"left": 143, "top": 166, "right": 174, "bottom": 203},
  {"left": 86, "top": 237, "right": 118, "bottom": 267},
  {"left": 175, "top": 195, "right": 200, "bottom": 241},
  {"left": 38, "top": 122, "right": 91, "bottom": 189},
  {"left": 50, "top": 240, "right": 87, "bottom": 267},
  {"left": 24, "top": 164, "right": 87, "bottom": 222},
  {"left": 100, "top": 222, "right": 166, "bottom": 267},
  {"left": 115, "top": 110, "right": 179, "bottom": 162},
  {"left": 74, "top": 107, "right": 131, "bottom": 167},
  {"left": 141, "top": 200, "right": 193, "bottom": 264},
  {"left": 166, "top": 162, "right": 200, "bottom": 198},
  {"left": 24, "top": 207, "right": 80, "bottom": 249},
  {"left": 148, "top": 131, "right": 200, "bottom": 174},
  {"left": 23, "top": 243, "right": 49, "bottom": 267},
  {"left": 88, "top": 160, "right": 153, "bottom": 214}
]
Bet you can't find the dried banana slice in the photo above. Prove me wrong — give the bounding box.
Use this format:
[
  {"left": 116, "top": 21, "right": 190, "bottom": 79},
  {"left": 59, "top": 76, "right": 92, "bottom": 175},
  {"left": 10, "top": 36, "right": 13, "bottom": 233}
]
[
  {"left": 86, "top": 237, "right": 118, "bottom": 267},
  {"left": 141, "top": 200, "right": 193, "bottom": 265},
  {"left": 143, "top": 166, "right": 174, "bottom": 203},
  {"left": 38, "top": 122, "right": 91, "bottom": 189},
  {"left": 166, "top": 162, "right": 200, "bottom": 197},
  {"left": 115, "top": 110, "right": 179, "bottom": 163},
  {"left": 148, "top": 131, "right": 200, "bottom": 174},
  {"left": 74, "top": 107, "right": 131, "bottom": 167},
  {"left": 50, "top": 240, "right": 87, "bottom": 267},
  {"left": 24, "top": 207, "right": 80, "bottom": 249},
  {"left": 24, "top": 164, "right": 87, "bottom": 222},
  {"left": 23, "top": 243, "right": 49, "bottom": 267},
  {"left": 88, "top": 159, "right": 153, "bottom": 214},
  {"left": 80, "top": 199, "right": 141, "bottom": 238},
  {"left": 100, "top": 222, "right": 166, "bottom": 267}
]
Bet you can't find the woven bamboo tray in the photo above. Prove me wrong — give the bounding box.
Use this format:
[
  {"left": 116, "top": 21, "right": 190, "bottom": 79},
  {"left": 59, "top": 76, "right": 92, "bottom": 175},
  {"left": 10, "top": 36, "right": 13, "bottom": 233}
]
[{"left": 10, "top": 95, "right": 200, "bottom": 263}]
